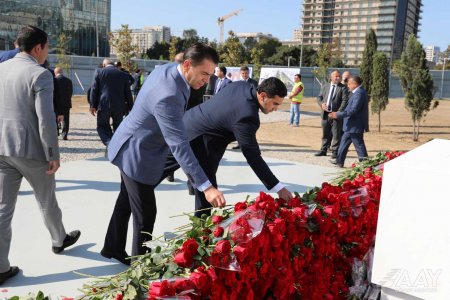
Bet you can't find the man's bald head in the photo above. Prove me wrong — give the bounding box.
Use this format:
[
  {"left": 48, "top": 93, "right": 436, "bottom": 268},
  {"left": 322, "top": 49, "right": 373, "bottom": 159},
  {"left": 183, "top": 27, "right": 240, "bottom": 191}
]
[
  {"left": 103, "top": 58, "right": 113, "bottom": 67},
  {"left": 54, "top": 67, "right": 63, "bottom": 76}
]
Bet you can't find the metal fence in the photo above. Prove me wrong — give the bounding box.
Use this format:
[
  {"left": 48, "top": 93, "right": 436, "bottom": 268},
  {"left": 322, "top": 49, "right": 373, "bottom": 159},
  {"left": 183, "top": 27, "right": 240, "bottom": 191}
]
[{"left": 44, "top": 54, "right": 450, "bottom": 99}]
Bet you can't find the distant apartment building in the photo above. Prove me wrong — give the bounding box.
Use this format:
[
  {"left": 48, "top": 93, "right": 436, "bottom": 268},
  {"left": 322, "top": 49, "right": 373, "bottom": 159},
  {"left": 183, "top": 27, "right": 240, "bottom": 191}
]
[
  {"left": 110, "top": 26, "right": 171, "bottom": 55},
  {"left": 236, "top": 32, "right": 275, "bottom": 44},
  {"left": 300, "top": 0, "right": 422, "bottom": 66},
  {"left": 424, "top": 45, "right": 440, "bottom": 64}
]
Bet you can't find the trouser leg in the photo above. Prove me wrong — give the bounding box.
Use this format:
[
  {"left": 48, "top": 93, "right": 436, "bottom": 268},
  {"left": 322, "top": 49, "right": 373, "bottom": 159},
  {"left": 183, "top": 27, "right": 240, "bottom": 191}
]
[
  {"left": 0, "top": 157, "right": 23, "bottom": 273},
  {"left": 111, "top": 112, "right": 124, "bottom": 134},
  {"left": 294, "top": 103, "right": 300, "bottom": 125},
  {"left": 103, "top": 175, "right": 131, "bottom": 254},
  {"left": 320, "top": 118, "right": 332, "bottom": 152},
  {"left": 13, "top": 157, "right": 66, "bottom": 247},
  {"left": 289, "top": 104, "right": 295, "bottom": 124},
  {"left": 62, "top": 111, "right": 70, "bottom": 138},
  {"left": 121, "top": 172, "right": 157, "bottom": 256},
  {"left": 330, "top": 119, "right": 343, "bottom": 154},
  {"left": 336, "top": 132, "right": 353, "bottom": 165},
  {"left": 96, "top": 110, "right": 113, "bottom": 146},
  {"left": 351, "top": 133, "right": 368, "bottom": 161}
]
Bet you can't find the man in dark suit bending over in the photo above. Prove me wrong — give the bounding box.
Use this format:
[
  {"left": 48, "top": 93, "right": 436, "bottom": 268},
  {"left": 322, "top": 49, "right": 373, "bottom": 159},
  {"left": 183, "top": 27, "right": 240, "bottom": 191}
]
[{"left": 181, "top": 77, "right": 293, "bottom": 216}]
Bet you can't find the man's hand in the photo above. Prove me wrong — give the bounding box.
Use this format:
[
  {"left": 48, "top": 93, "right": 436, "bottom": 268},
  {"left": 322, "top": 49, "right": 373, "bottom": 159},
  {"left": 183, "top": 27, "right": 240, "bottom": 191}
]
[
  {"left": 321, "top": 103, "right": 328, "bottom": 111},
  {"left": 90, "top": 107, "right": 97, "bottom": 116},
  {"left": 57, "top": 115, "right": 64, "bottom": 123},
  {"left": 47, "top": 160, "right": 60, "bottom": 175},
  {"left": 329, "top": 112, "right": 337, "bottom": 119},
  {"left": 277, "top": 187, "right": 293, "bottom": 201},
  {"left": 204, "top": 186, "right": 226, "bottom": 208}
]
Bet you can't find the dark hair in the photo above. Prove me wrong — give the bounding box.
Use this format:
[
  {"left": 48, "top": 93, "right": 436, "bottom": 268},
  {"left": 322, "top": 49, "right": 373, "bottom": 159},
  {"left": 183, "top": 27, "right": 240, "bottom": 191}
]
[
  {"left": 295, "top": 74, "right": 301, "bottom": 79},
  {"left": 115, "top": 61, "right": 122, "bottom": 67},
  {"left": 17, "top": 26, "right": 47, "bottom": 53},
  {"left": 184, "top": 43, "right": 219, "bottom": 66},
  {"left": 350, "top": 75, "right": 362, "bottom": 86},
  {"left": 240, "top": 66, "right": 249, "bottom": 72},
  {"left": 257, "top": 77, "right": 287, "bottom": 98},
  {"left": 219, "top": 66, "right": 227, "bottom": 74}
]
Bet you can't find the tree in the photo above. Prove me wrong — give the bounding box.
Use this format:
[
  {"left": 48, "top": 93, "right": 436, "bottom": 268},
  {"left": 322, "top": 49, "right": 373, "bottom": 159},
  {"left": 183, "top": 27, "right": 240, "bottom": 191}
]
[
  {"left": 370, "top": 52, "right": 390, "bottom": 132},
  {"left": 360, "top": 29, "right": 378, "bottom": 101},
  {"left": 313, "top": 43, "right": 332, "bottom": 85},
  {"left": 55, "top": 32, "right": 71, "bottom": 73},
  {"left": 300, "top": 46, "right": 317, "bottom": 67},
  {"left": 219, "top": 31, "right": 246, "bottom": 66},
  {"left": 398, "top": 34, "right": 438, "bottom": 141},
  {"left": 146, "top": 41, "right": 170, "bottom": 60},
  {"left": 169, "top": 36, "right": 181, "bottom": 61},
  {"left": 258, "top": 37, "right": 282, "bottom": 64},
  {"left": 182, "top": 28, "right": 200, "bottom": 49},
  {"left": 250, "top": 45, "right": 264, "bottom": 79},
  {"left": 109, "top": 24, "right": 136, "bottom": 72}
]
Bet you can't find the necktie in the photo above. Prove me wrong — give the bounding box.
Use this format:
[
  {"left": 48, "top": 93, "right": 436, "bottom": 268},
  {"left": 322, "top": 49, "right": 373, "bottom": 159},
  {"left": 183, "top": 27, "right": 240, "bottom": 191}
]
[{"left": 327, "top": 85, "right": 335, "bottom": 111}]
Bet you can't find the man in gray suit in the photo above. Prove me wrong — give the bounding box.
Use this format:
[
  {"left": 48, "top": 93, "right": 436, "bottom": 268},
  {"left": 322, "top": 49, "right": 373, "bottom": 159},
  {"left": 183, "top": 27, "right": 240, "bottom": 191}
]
[
  {"left": 315, "top": 70, "right": 349, "bottom": 159},
  {"left": 101, "top": 43, "right": 226, "bottom": 264},
  {"left": 0, "top": 26, "right": 80, "bottom": 285}
]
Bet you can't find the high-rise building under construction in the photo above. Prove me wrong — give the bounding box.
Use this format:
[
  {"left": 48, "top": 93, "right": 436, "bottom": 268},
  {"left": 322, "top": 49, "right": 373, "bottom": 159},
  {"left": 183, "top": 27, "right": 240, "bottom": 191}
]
[{"left": 300, "top": 0, "right": 422, "bottom": 66}]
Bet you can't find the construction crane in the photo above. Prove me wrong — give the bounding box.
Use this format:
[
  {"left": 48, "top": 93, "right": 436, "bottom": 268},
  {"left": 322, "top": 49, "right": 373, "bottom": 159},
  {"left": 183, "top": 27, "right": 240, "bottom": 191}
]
[{"left": 218, "top": 9, "right": 243, "bottom": 44}]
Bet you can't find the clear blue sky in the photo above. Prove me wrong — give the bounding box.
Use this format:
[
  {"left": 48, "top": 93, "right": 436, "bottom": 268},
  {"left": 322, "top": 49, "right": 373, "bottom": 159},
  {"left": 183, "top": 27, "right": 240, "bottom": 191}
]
[{"left": 111, "top": 0, "right": 449, "bottom": 50}]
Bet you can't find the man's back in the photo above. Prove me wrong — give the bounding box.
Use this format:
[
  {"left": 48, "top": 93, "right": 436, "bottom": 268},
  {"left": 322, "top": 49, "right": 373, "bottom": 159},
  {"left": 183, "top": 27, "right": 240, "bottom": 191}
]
[
  {"left": 55, "top": 75, "right": 73, "bottom": 112},
  {"left": 343, "top": 88, "right": 369, "bottom": 133},
  {"left": 90, "top": 66, "right": 132, "bottom": 113},
  {"left": 0, "top": 53, "right": 58, "bottom": 161},
  {"left": 184, "top": 81, "right": 259, "bottom": 143}
]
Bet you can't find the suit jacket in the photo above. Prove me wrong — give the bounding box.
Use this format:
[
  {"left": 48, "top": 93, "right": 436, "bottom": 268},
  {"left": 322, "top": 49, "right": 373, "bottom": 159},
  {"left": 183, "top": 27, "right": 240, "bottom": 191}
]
[
  {"left": 0, "top": 53, "right": 59, "bottom": 161},
  {"left": 246, "top": 78, "right": 259, "bottom": 89},
  {"left": 0, "top": 48, "right": 19, "bottom": 63},
  {"left": 184, "top": 81, "right": 279, "bottom": 190},
  {"left": 214, "top": 77, "right": 232, "bottom": 94},
  {"left": 337, "top": 87, "right": 369, "bottom": 133},
  {"left": 317, "top": 82, "right": 349, "bottom": 119},
  {"left": 90, "top": 65, "right": 133, "bottom": 114},
  {"left": 55, "top": 74, "right": 73, "bottom": 113},
  {"left": 205, "top": 74, "right": 218, "bottom": 95},
  {"left": 107, "top": 63, "right": 209, "bottom": 187}
]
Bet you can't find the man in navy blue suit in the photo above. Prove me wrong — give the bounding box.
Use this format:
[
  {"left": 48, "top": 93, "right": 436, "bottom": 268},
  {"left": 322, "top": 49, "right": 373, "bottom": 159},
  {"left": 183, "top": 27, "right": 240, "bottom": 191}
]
[
  {"left": 101, "top": 44, "right": 226, "bottom": 264},
  {"left": 329, "top": 76, "right": 369, "bottom": 167},
  {"left": 178, "top": 77, "right": 293, "bottom": 216},
  {"left": 90, "top": 59, "right": 133, "bottom": 147},
  {"left": 214, "top": 66, "right": 232, "bottom": 94}
]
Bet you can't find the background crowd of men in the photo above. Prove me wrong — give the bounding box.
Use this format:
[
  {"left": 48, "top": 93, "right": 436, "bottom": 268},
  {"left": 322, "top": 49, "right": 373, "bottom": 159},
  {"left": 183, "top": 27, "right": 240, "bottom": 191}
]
[{"left": 0, "top": 25, "right": 369, "bottom": 285}]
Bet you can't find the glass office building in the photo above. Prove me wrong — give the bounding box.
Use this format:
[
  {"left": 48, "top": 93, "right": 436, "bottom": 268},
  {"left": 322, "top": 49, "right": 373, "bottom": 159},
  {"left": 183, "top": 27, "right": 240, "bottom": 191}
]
[{"left": 0, "top": 0, "right": 111, "bottom": 56}]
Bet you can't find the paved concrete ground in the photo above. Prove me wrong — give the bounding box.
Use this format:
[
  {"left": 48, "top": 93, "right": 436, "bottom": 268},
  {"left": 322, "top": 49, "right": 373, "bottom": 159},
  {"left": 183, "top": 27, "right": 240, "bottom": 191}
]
[{"left": 1, "top": 151, "right": 338, "bottom": 298}]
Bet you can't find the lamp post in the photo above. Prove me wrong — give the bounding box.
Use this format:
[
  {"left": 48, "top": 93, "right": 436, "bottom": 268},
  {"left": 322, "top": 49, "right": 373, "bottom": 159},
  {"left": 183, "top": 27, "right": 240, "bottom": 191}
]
[
  {"left": 287, "top": 56, "right": 293, "bottom": 68},
  {"left": 96, "top": 2, "right": 100, "bottom": 57},
  {"left": 440, "top": 57, "right": 448, "bottom": 99}
]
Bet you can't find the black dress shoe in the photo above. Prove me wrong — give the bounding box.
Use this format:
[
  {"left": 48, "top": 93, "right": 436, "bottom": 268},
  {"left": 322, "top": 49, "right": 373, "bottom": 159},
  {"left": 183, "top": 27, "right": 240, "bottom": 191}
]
[
  {"left": 100, "top": 248, "right": 131, "bottom": 266},
  {"left": 314, "top": 151, "right": 327, "bottom": 157},
  {"left": 331, "top": 153, "right": 337, "bottom": 159},
  {"left": 166, "top": 173, "right": 175, "bottom": 182},
  {"left": 232, "top": 145, "right": 240, "bottom": 150},
  {"left": 63, "top": 136, "right": 68, "bottom": 140},
  {"left": 52, "top": 230, "right": 81, "bottom": 254},
  {"left": 329, "top": 159, "right": 344, "bottom": 168},
  {"left": 0, "top": 266, "right": 19, "bottom": 285}
]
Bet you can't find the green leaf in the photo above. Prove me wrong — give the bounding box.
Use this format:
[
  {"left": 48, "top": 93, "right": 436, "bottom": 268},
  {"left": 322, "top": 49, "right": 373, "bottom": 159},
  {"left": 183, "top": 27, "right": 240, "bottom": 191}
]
[{"left": 123, "top": 285, "right": 137, "bottom": 300}]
